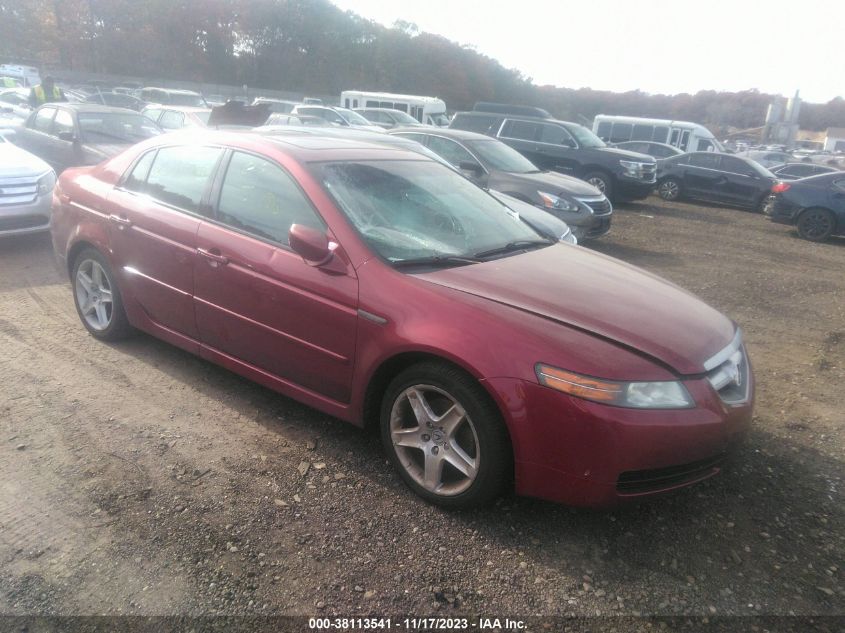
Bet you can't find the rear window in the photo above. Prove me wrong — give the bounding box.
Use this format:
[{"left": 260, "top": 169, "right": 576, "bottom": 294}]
[
  {"left": 144, "top": 145, "right": 222, "bottom": 213},
  {"left": 501, "top": 120, "right": 540, "bottom": 141}
]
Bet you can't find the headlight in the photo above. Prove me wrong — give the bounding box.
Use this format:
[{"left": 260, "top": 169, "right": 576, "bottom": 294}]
[
  {"left": 37, "top": 170, "right": 56, "bottom": 197},
  {"left": 619, "top": 160, "right": 642, "bottom": 177},
  {"left": 535, "top": 363, "right": 694, "bottom": 409},
  {"left": 538, "top": 191, "right": 578, "bottom": 212}
]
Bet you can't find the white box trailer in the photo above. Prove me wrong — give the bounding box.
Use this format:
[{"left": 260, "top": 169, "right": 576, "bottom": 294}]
[
  {"left": 340, "top": 91, "right": 449, "bottom": 127},
  {"left": 593, "top": 115, "right": 723, "bottom": 153}
]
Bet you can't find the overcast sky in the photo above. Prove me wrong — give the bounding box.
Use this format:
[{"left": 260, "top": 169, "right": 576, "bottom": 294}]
[{"left": 330, "top": 0, "right": 843, "bottom": 104}]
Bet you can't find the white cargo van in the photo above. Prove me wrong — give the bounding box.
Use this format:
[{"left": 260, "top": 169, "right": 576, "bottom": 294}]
[
  {"left": 340, "top": 91, "right": 449, "bottom": 126},
  {"left": 593, "top": 115, "right": 723, "bottom": 153}
]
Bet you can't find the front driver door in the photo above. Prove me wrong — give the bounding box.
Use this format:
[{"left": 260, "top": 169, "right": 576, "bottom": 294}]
[{"left": 193, "top": 150, "right": 359, "bottom": 403}]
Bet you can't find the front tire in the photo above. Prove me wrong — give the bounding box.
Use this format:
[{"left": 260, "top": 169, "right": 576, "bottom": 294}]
[
  {"left": 582, "top": 171, "right": 614, "bottom": 201},
  {"left": 72, "top": 248, "right": 132, "bottom": 340},
  {"left": 380, "top": 362, "right": 512, "bottom": 508},
  {"left": 796, "top": 208, "right": 835, "bottom": 242},
  {"left": 657, "top": 177, "right": 682, "bottom": 201}
]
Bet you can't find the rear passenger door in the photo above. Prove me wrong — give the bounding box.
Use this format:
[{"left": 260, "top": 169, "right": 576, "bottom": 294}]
[
  {"left": 193, "top": 150, "right": 359, "bottom": 403},
  {"left": 718, "top": 156, "right": 764, "bottom": 207},
  {"left": 108, "top": 144, "right": 223, "bottom": 341}
]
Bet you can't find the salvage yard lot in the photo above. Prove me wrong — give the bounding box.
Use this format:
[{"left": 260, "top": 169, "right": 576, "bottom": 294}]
[{"left": 0, "top": 197, "right": 842, "bottom": 621}]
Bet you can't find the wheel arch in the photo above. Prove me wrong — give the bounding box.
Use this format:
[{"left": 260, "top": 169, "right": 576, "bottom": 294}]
[
  {"left": 361, "top": 350, "right": 509, "bottom": 443},
  {"left": 66, "top": 239, "right": 102, "bottom": 279}
]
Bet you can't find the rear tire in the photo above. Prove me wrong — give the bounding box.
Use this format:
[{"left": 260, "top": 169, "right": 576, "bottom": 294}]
[
  {"left": 380, "top": 361, "right": 512, "bottom": 509},
  {"left": 72, "top": 248, "right": 132, "bottom": 341},
  {"left": 796, "top": 208, "right": 835, "bottom": 242},
  {"left": 657, "top": 177, "right": 682, "bottom": 201}
]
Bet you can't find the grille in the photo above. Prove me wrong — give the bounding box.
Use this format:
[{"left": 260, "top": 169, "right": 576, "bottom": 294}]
[
  {"left": 576, "top": 196, "right": 613, "bottom": 216},
  {"left": 617, "top": 454, "right": 727, "bottom": 495},
  {"left": 0, "top": 214, "right": 49, "bottom": 231},
  {"left": 0, "top": 177, "right": 39, "bottom": 206},
  {"left": 640, "top": 163, "right": 657, "bottom": 183},
  {"left": 705, "top": 345, "right": 750, "bottom": 405}
]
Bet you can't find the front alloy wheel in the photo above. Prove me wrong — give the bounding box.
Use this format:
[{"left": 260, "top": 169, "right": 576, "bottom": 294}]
[
  {"left": 389, "top": 385, "right": 479, "bottom": 496},
  {"left": 658, "top": 178, "right": 681, "bottom": 201},
  {"left": 380, "top": 362, "right": 511, "bottom": 508}
]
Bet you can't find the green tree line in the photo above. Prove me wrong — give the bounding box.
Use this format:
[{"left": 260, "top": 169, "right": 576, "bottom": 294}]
[{"left": 2, "top": 0, "right": 843, "bottom": 131}]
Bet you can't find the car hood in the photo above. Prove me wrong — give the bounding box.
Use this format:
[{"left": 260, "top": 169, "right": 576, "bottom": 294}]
[
  {"left": 0, "top": 141, "right": 51, "bottom": 177},
  {"left": 505, "top": 170, "right": 601, "bottom": 197},
  {"left": 417, "top": 245, "right": 735, "bottom": 375},
  {"left": 82, "top": 143, "right": 132, "bottom": 162},
  {"left": 595, "top": 146, "right": 657, "bottom": 162}
]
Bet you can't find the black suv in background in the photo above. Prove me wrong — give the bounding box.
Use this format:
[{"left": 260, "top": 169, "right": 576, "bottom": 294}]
[
  {"left": 389, "top": 127, "right": 612, "bottom": 240},
  {"left": 449, "top": 103, "right": 656, "bottom": 202}
]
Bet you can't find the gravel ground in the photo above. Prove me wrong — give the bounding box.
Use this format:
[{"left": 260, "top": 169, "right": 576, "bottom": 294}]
[{"left": 0, "top": 196, "right": 843, "bottom": 631}]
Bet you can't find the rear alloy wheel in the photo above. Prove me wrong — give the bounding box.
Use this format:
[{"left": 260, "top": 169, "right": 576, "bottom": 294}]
[
  {"left": 381, "top": 362, "right": 511, "bottom": 508},
  {"left": 796, "top": 208, "right": 835, "bottom": 242},
  {"left": 583, "top": 171, "right": 614, "bottom": 200},
  {"left": 658, "top": 178, "right": 682, "bottom": 201},
  {"left": 72, "top": 249, "right": 132, "bottom": 340}
]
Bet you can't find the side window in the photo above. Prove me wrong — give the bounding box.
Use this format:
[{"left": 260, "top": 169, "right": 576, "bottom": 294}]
[
  {"left": 609, "top": 123, "right": 632, "bottom": 143},
  {"left": 393, "top": 132, "right": 428, "bottom": 145},
  {"left": 31, "top": 107, "right": 56, "bottom": 132},
  {"left": 632, "top": 124, "right": 653, "bottom": 141},
  {"left": 123, "top": 150, "right": 157, "bottom": 193},
  {"left": 652, "top": 145, "right": 674, "bottom": 158},
  {"left": 142, "top": 108, "right": 163, "bottom": 123},
  {"left": 720, "top": 156, "right": 754, "bottom": 176},
  {"left": 697, "top": 139, "right": 715, "bottom": 152},
  {"left": 679, "top": 130, "right": 691, "bottom": 151},
  {"left": 688, "top": 153, "right": 720, "bottom": 169},
  {"left": 53, "top": 110, "right": 74, "bottom": 137},
  {"left": 501, "top": 120, "right": 540, "bottom": 141},
  {"left": 217, "top": 152, "right": 324, "bottom": 245},
  {"left": 539, "top": 123, "right": 575, "bottom": 147},
  {"left": 653, "top": 126, "right": 669, "bottom": 142},
  {"left": 426, "top": 136, "right": 477, "bottom": 168},
  {"left": 365, "top": 100, "right": 379, "bottom": 107},
  {"left": 596, "top": 121, "right": 611, "bottom": 141},
  {"left": 145, "top": 145, "right": 222, "bottom": 212},
  {"left": 158, "top": 110, "right": 185, "bottom": 130}
]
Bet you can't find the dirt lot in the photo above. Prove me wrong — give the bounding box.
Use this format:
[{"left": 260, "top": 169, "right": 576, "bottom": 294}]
[{"left": 0, "top": 196, "right": 843, "bottom": 629}]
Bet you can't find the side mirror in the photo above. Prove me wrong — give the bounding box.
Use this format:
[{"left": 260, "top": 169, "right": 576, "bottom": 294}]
[
  {"left": 459, "top": 161, "right": 483, "bottom": 179},
  {"left": 57, "top": 131, "right": 77, "bottom": 142},
  {"left": 289, "top": 224, "right": 335, "bottom": 266}
]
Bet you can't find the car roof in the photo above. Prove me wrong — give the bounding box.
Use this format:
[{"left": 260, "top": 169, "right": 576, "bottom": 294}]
[
  {"left": 150, "top": 106, "right": 211, "bottom": 113},
  {"left": 456, "top": 110, "right": 576, "bottom": 126},
  {"left": 47, "top": 103, "right": 140, "bottom": 115},
  {"left": 155, "top": 129, "right": 430, "bottom": 163},
  {"left": 389, "top": 127, "right": 491, "bottom": 142},
  {"left": 142, "top": 87, "right": 202, "bottom": 96}
]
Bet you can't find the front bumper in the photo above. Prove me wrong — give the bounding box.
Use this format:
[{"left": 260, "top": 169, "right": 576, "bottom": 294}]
[
  {"left": 768, "top": 197, "right": 801, "bottom": 225},
  {"left": 0, "top": 190, "right": 52, "bottom": 237},
  {"left": 616, "top": 177, "right": 656, "bottom": 201},
  {"left": 485, "top": 372, "right": 753, "bottom": 507}
]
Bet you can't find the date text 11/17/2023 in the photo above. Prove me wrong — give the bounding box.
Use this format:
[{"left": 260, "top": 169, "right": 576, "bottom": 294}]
[{"left": 308, "top": 617, "right": 527, "bottom": 630}]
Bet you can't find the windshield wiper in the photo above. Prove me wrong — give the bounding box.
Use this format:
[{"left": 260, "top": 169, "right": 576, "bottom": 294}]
[
  {"left": 392, "top": 255, "right": 481, "bottom": 269},
  {"left": 473, "top": 239, "right": 553, "bottom": 260}
]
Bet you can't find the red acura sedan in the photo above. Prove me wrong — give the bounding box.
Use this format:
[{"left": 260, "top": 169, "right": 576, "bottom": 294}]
[{"left": 50, "top": 130, "right": 753, "bottom": 508}]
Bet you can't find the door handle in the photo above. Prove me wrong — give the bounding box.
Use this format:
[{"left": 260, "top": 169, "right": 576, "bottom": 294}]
[
  {"left": 108, "top": 214, "right": 132, "bottom": 230},
  {"left": 196, "top": 247, "right": 229, "bottom": 267}
]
